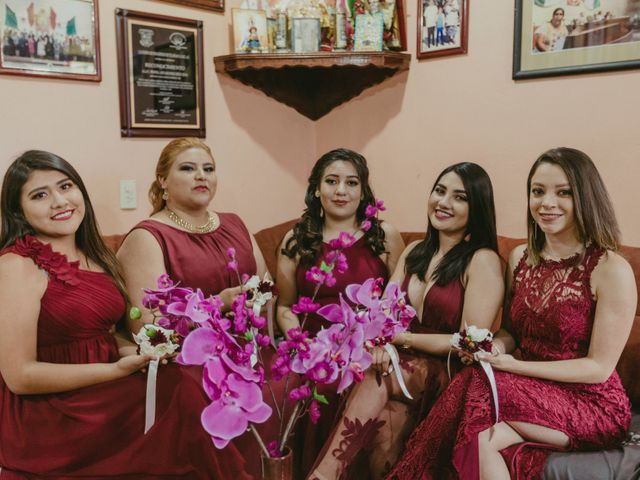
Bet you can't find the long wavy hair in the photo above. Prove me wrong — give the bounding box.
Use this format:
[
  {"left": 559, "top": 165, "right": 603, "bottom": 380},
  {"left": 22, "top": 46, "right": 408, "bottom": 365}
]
[
  {"left": 282, "top": 148, "right": 386, "bottom": 266},
  {"left": 405, "top": 162, "right": 498, "bottom": 285},
  {"left": 149, "top": 137, "right": 215, "bottom": 215},
  {"left": 526, "top": 147, "right": 619, "bottom": 265},
  {"left": 0, "top": 150, "right": 128, "bottom": 299}
]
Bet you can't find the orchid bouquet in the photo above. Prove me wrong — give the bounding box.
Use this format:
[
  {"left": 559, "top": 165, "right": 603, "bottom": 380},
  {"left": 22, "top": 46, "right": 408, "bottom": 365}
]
[
  {"left": 449, "top": 324, "right": 500, "bottom": 421},
  {"left": 450, "top": 325, "right": 494, "bottom": 355},
  {"left": 134, "top": 199, "right": 416, "bottom": 458}
]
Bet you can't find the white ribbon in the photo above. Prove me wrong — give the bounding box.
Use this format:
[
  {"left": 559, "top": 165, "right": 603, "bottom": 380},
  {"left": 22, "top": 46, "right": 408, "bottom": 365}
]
[
  {"left": 383, "top": 343, "right": 413, "bottom": 400},
  {"left": 144, "top": 358, "right": 160, "bottom": 433},
  {"left": 477, "top": 355, "right": 500, "bottom": 423}
]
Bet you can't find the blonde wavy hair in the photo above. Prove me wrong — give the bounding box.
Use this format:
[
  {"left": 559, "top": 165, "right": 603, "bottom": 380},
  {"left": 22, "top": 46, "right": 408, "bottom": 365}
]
[{"left": 149, "top": 137, "right": 215, "bottom": 215}]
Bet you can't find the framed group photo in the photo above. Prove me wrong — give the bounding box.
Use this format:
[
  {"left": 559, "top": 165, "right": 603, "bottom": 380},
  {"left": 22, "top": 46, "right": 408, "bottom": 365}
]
[
  {"left": 115, "top": 8, "right": 205, "bottom": 137},
  {"left": 0, "top": 0, "right": 100, "bottom": 81},
  {"left": 514, "top": 0, "right": 640, "bottom": 79},
  {"left": 417, "top": 0, "right": 467, "bottom": 59},
  {"left": 156, "top": 0, "right": 224, "bottom": 13}
]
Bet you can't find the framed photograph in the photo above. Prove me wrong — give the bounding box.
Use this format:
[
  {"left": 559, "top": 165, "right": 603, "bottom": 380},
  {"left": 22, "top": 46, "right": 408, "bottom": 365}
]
[
  {"left": 381, "top": 0, "right": 407, "bottom": 50},
  {"left": 0, "top": 0, "right": 100, "bottom": 81},
  {"left": 232, "top": 8, "right": 267, "bottom": 53},
  {"left": 354, "top": 12, "right": 384, "bottom": 51},
  {"left": 155, "top": 0, "right": 224, "bottom": 13},
  {"left": 514, "top": 0, "right": 640, "bottom": 79},
  {"left": 291, "top": 17, "right": 320, "bottom": 52},
  {"left": 115, "top": 9, "right": 205, "bottom": 138},
  {"left": 417, "top": 0, "right": 468, "bottom": 59}
]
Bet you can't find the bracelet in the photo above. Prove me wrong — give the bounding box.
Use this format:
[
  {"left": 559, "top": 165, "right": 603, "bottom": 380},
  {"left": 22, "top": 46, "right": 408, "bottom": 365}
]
[
  {"left": 401, "top": 332, "right": 413, "bottom": 350},
  {"left": 493, "top": 343, "right": 503, "bottom": 355}
]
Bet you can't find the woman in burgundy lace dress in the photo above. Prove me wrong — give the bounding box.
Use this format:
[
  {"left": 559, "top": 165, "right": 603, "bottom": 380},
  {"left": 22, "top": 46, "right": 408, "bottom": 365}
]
[
  {"left": 388, "top": 147, "right": 636, "bottom": 480},
  {"left": 0, "top": 150, "right": 250, "bottom": 479},
  {"left": 276, "top": 148, "right": 405, "bottom": 477},
  {"left": 309, "top": 162, "right": 504, "bottom": 480}
]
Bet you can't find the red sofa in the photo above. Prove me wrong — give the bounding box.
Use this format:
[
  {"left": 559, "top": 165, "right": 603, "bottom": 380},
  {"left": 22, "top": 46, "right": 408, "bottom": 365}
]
[{"left": 105, "top": 220, "right": 640, "bottom": 478}]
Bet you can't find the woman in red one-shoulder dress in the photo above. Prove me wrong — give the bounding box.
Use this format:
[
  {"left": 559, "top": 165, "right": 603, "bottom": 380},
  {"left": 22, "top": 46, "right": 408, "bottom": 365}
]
[
  {"left": 388, "top": 147, "right": 636, "bottom": 480},
  {"left": 276, "top": 148, "right": 405, "bottom": 477},
  {"left": 309, "top": 162, "right": 504, "bottom": 479},
  {"left": 0, "top": 150, "right": 250, "bottom": 479}
]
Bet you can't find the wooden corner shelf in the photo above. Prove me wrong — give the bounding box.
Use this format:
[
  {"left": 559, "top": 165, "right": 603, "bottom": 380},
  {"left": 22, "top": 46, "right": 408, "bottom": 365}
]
[{"left": 213, "top": 52, "right": 411, "bottom": 120}]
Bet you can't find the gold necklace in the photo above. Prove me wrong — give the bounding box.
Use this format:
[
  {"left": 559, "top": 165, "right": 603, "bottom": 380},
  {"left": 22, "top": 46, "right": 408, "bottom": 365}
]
[{"left": 165, "top": 208, "right": 218, "bottom": 234}]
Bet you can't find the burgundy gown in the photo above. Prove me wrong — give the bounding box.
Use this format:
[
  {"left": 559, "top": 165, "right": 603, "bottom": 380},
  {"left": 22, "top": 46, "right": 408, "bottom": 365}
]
[
  {"left": 387, "top": 245, "right": 632, "bottom": 480},
  {"left": 133, "top": 212, "right": 257, "bottom": 297},
  {"left": 314, "top": 273, "right": 466, "bottom": 479},
  {"left": 132, "top": 213, "right": 279, "bottom": 479},
  {"left": 0, "top": 236, "right": 251, "bottom": 480},
  {"left": 294, "top": 235, "right": 389, "bottom": 476}
]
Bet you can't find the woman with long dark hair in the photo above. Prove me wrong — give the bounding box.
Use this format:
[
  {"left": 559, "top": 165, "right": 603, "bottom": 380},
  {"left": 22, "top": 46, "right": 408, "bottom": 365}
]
[
  {"left": 308, "top": 162, "right": 504, "bottom": 479},
  {"left": 277, "top": 148, "right": 405, "bottom": 476},
  {"left": 388, "top": 148, "right": 636, "bottom": 480},
  {"left": 0, "top": 150, "right": 250, "bottom": 479}
]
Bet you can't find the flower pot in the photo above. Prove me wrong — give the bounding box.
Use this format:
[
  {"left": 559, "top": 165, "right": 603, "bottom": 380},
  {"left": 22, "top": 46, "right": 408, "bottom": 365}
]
[{"left": 261, "top": 446, "right": 293, "bottom": 480}]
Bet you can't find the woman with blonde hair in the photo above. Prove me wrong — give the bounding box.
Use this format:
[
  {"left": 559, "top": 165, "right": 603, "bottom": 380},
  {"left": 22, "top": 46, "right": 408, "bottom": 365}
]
[{"left": 118, "top": 137, "right": 269, "bottom": 478}]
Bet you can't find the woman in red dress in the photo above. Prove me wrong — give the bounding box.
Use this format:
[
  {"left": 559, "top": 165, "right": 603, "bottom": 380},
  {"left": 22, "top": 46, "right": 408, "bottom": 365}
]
[
  {"left": 0, "top": 150, "right": 250, "bottom": 479},
  {"left": 309, "top": 162, "right": 504, "bottom": 479},
  {"left": 388, "top": 147, "right": 636, "bottom": 479},
  {"left": 117, "top": 137, "right": 270, "bottom": 478},
  {"left": 276, "top": 148, "right": 405, "bottom": 477}
]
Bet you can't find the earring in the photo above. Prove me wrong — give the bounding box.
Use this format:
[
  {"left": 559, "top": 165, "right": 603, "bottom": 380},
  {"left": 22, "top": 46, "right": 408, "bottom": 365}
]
[
  {"left": 162, "top": 189, "right": 169, "bottom": 201},
  {"left": 315, "top": 191, "right": 320, "bottom": 198}
]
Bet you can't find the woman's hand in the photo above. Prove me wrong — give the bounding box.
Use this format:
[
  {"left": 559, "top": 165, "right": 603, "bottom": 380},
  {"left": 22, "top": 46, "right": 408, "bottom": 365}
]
[
  {"left": 457, "top": 348, "right": 475, "bottom": 366},
  {"left": 115, "top": 354, "right": 153, "bottom": 376},
  {"left": 478, "top": 353, "right": 518, "bottom": 372},
  {"left": 219, "top": 285, "right": 243, "bottom": 309},
  {"left": 371, "top": 346, "right": 393, "bottom": 376}
]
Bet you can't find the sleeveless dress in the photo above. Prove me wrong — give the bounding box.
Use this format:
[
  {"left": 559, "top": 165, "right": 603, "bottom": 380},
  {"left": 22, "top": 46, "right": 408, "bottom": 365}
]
[
  {"left": 132, "top": 212, "right": 257, "bottom": 297},
  {"left": 131, "top": 213, "right": 273, "bottom": 478},
  {"left": 0, "top": 235, "right": 250, "bottom": 480},
  {"left": 314, "top": 273, "right": 466, "bottom": 479},
  {"left": 295, "top": 236, "right": 389, "bottom": 476},
  {"left": 387, "top": 245, "right": 632, "bottom": 480}
]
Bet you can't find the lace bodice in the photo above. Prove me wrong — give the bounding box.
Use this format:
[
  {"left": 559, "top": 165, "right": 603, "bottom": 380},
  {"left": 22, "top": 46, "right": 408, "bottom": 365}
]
[{"left": 510, "top": 244, "right": 603, "bottom": 361}]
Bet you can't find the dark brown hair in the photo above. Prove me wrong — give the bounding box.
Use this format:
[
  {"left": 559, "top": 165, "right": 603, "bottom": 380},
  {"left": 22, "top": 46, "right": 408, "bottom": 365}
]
[
  {"left": 282, "top": 148, "right": 386, "bottom": 266},
  {"left": 526, "top": 147, "right": 620, "bottom": 264},
  {"left": 0, "top": 150, "right": 128, "bottom": 299},
  {"left": 405, "top": 162, "right": 498, "bottom": 284}
]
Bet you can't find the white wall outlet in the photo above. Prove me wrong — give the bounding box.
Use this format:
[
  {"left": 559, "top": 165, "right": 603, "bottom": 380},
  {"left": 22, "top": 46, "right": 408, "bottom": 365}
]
[{"left": 119, "top": 180, "right": 137, "bottom": 210}]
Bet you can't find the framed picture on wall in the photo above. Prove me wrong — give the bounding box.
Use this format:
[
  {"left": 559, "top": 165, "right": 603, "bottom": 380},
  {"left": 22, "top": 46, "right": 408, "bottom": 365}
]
[
  {"left": 417, "top": 0, "right": 468, "bottom": 59},
  {"left": 115, "top": 8, "right": 205, "bottom": 138},
  {"left": 155, "top": 0, "right": 224, "bottom": 13},
  {"left": 232, "top": 8, "right": 268, "bottom": 53},
  {"left": 0, "top": 0, "right": 100, "bottom": 81},
  {"left": 514, "top": 0, "right": 640, "bottom": 79}
]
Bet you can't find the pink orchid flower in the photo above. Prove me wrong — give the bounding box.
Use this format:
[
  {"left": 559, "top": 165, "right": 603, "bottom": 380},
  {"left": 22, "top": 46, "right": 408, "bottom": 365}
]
[{"left": 201, "top": 373, "right": 272, "bottom": 449}]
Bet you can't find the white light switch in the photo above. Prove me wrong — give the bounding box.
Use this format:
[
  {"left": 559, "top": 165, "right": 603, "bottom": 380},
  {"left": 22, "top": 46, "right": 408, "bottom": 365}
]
[{"left": 120, "top": 180, "right": 137, "bottom": 210}]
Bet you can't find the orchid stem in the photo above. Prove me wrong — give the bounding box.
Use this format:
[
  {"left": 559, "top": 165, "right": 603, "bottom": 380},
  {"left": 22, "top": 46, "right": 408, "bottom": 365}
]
[
  {"left": 250, "top": 424, "right": 270, "bottom": 458},
  {"left": 279, "top": 400, "right": 302, "bottom": 453}
]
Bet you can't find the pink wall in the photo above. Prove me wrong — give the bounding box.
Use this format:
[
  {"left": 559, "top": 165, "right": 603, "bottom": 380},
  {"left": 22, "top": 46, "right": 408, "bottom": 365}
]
[
  {"left": 316, "top": 2, "right": 640, "bottom": 246},
  {"left": 1, "top": 1, "right": 638, "bottom": 245},
  {"left": 0, "top": 0, "right": 313, "bottom": 235}
]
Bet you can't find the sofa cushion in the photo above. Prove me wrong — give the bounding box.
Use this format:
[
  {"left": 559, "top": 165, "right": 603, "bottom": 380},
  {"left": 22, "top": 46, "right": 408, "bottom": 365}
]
[{"left": 544, "top": 412, "right": 640, "bottom": 480}]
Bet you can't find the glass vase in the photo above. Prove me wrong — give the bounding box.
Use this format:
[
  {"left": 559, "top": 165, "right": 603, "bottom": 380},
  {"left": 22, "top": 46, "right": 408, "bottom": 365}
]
[{"left": 261, "top": 446, "right": 293, "bottom": 480}]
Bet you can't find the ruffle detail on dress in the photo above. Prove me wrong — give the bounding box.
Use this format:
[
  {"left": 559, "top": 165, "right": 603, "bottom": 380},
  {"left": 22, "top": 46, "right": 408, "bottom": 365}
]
[{"left": 9, "top": 235, "right": 81, "bottom": 286}]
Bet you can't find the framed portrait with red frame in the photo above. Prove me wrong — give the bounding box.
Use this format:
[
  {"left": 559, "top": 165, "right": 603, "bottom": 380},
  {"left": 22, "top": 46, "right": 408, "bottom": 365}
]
[{"left": 417, "top": 0, "right": 467, "bottom": 59}]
